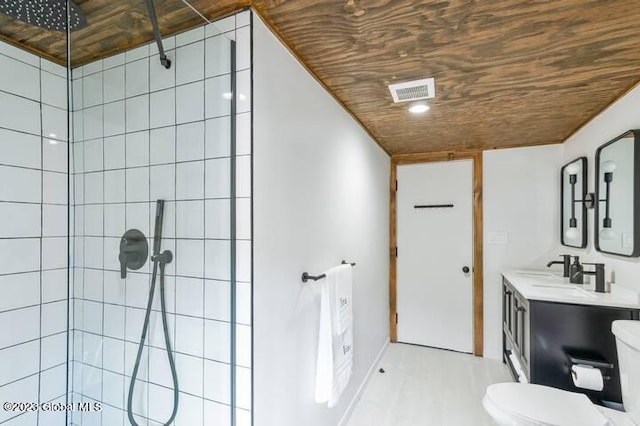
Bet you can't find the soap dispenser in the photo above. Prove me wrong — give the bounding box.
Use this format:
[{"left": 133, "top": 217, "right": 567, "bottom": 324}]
[{"left": 569, "top": 256, "right": 583, "bottom": 284}]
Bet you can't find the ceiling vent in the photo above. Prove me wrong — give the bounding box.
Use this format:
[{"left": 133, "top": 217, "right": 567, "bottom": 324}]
[{"left": 388, "top": 78, "right": 435, "bottom": 103}]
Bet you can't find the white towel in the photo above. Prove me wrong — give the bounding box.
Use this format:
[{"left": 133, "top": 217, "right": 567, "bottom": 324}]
[
  {"left": 328, "top": 265, "right": 352, "bottom": 335},
  {"left": 314, "top": 265, "right": 354, "bottom": 407}
]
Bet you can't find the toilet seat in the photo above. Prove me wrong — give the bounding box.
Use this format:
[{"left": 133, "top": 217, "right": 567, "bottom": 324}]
[{"left": 484, "top": 383, "right": 614, "bottom": 426}]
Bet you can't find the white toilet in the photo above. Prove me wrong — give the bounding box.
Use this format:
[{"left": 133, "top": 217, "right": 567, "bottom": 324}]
[{"left": 483, "top": 320, "right": 640, "bottom": 425}]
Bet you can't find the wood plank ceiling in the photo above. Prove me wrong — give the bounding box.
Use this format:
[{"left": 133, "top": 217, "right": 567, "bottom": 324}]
[{"left": 2, "top": 0, "right": 640, "bottom": 154}]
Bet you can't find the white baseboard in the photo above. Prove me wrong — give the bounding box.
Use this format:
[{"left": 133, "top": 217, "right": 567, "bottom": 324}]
[{"left": 338, "top": 338, "right": 391, "bottom": 426}]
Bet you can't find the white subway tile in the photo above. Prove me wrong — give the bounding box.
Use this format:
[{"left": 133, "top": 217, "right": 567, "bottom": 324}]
[
  {"left": 205, "top": 35, "right": 231, "bottom": 78},
  {"left": 104, "top": 170, "right": 125, "bottom": 203},
  {"left": 104, "top": 271, "right": 126, "bottom": 306},
  {"left": 203, "top": 360, "right": 230, "bottom": 404},
  {"left": 176, "top": 26, "right": 205, "bottom": 47},
  {"left": 175, "top": 276, "right": 203, "bottom": 317},
  {"left": 0, "top": 239, "right": 40, "bottom": 275},
  {"left": 150, "top": 88, "right": 176, "bottom": 129},
  {"left": 126, "top": 95, "right": 150, "bottom": 133},
  {"left": 0, "top": 340, "right": 39, "bottom": 386},
  {"left": 83, "top": 72, "right": 103, "bottom": 108},
  {"left": 126, "top": 167, "right": 150, "bottom": 202},
  {"left": 236, "top": 112, "right": 251, "bottom": 156},
  {"left": 205, "top": 75, "right": 231, "bottom": 119},
  {"left": 0, "top": 376, "right": 39, "bottom": 423},
  {"left": 176, "top": 81, "right": 204, "bottom": 124},
  {"left": 236, "top": 198, "right": 251, "bottom": 240},
  {"left": 41, "top": 269, "right": 67, "bottom": 303},
  {"left": 205, "top": 158, "right": 230, "bottom": 199},
  {"left": 176, "top": 239, "right": 204, "bottom": 277},
  {"left": 43, "top": 171, "right": 67, "bottom": 204},
  {"left": 103, "top": 65, "right": 125, "bottom": 103},
  {"left": 205, "top": 199, "right": 230, "bottom": 239},
  {"left": 236, "top": 324, "right": 252, "bottom": 368},
  {"left": 83, "top": 105, "right": 104, "bottom": 140},
  {"left": 204, "top": 240, "right": 230, "bottom": 282},
  {"left": 41, "top": 71, "right": 67, "bottom": 109},
  {"left": 176, "top": 200, "right": 204, "bottom": 239},
  {"left": 42, "top": 105, "right": 68, "bottom": 142},
  {"left": 104, "top": 237, "right": 121, "bottom": 271},
  {"left": 236, "top": 10, "right": 250, "bottom": 27},
  {"left": 237, "top": 69, "right": 251, "bottom": 113},
  {"left": 148, "top": 347, "right": 173, "bottom": 389},
  {"left": 83, "top": 301, "right": 103, "bottom": 335},
  {"left": 84, "top": 138, "right": 104, "bottom": 172},
  {"left": 204, "top": 319, "right": 230, "bottom": 363},
  {"left": 102, "top": 370, "right": 124, "bottom": 409},
  {"left": 43, "top": 139, "right": 68, "bottom": 173},
  {"left": 147, "top": 310, "right": 175, "bottom": 350},
  {"left": 148, "top": 383, "right": 175, "bottom": 424},
  {"left": 176, "top": 161, "right": 204, "bottom": 200},
  {"left": 0, "top": 306, "right": 39, "bottom": 349},
  {"left": 236, "top": 240, "right": 251, "bottom": 283},
  {"left": 104, "top": 203, "right": 125, "bottom": 237},
  {"left": 205, "top": 116, "right": 231, "bottom": 158},
  {"left": 203, "top": 280, "right": 230, "bottom": 322},
  {"left": 236, "top": 282, "right": 251, "bottom": 325},
  {"left": 236, "top": 25, "right": 250, "bottom": 71},
  {"left": 125, "top": 273, "right": 150, "bottom": 309},
  {"left": 84, "top": 204, "right": 104, "bottom": 236},
  {"left": 104, "top": 100, "right": 126, "bottom": 137},
  {"left": 126, "top": 58, "right": 150, "bottom": 97},
  {"left": 176, "top": 41, "right": 204, "bottom": 85},
  {"left": 177, "top": 121, "right": 205, "bottom": 162},
  {"left": 0, "top": 54, "right": 40, "bottom": 100},
  {"left": 104, "top": 135, "right": 126, "bottom": 170},
  {"left": 126, "top": 131, "right": 150, "bottom": 167},
  {"left": 174, "top": 392, "right": 203, "bottom": 426},
  {"left": 103, "top": 52, "right": 126, "bottom": 70},
  {"left": 236, "top": 366, "right": 251, "bottom": 410},
  {"left": 84, "top": 172, "right": 104, "bottom": 204},
  {"left": 149, "top": 164, "right": 175, "bottom": 201},
  {"left": 175, "top": 353, "right": 203, "bottom": 396},
  {"left": 175, "top": 315, "right": 203, "bottom": 357},
  {"left": 42, "top": 204, "right": 68, "bottom": 237},
  {"left": 0, "top": 42, "right": 39, "bottom": 66},
  {"left": 126, "top": 44, "right": 150, "bottom": 63},
  {"left": 0, "top": 128, "right": 40, "bottom": 169},
  {"left": 40, "top": 333, "right": 67, "bottom": 369},
  {"left": 0, "top": 203, "right": 40, "bottom": 238},
  {"left": 101, "top": 405, "right": 124, "bottom": 426},
  {"left": 84, "top": 237, "right": 104, "bottom": 270},
  {"left": 126, "top": 202, "right": 150, "bottom": 238},
  {"left": 0, "top": 92, "right": 40, "bottom": 135},
  {"left": 149, "top": 127, "right": 176, "bottom": 165},
  {"left": 103, "top": 336, "right": 125, "bottom": 375},
  {"left": 104, "top": 304, "right": 125, "bottom": 340}
]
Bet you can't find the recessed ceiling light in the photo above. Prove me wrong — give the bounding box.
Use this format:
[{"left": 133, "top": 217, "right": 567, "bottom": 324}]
[{"left": 408, "top": 104, "right": 430, "bottom": 114}]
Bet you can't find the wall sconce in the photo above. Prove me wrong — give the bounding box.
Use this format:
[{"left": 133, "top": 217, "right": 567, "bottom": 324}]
[
  {"left": 600, "top": 161, "right": 616, "bottom": 240},
  {"left": 561, "top": 157, "right": 591, "bottom": 248},
  {"left": 565, "top": 171, "right": 594, "bottom": 239}
]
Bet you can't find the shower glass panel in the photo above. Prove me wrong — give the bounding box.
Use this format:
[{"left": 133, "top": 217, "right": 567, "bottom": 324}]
[
  {"left": 0, "top": 3, "right": 70, "bottom": 425},
  {"left": 68, "top": 3, "right": 251, "bottom": 425}
]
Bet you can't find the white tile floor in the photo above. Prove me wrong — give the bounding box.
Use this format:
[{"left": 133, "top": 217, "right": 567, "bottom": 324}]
[{"left": 347, "top": 343, "right": 512, "bottom": 426}]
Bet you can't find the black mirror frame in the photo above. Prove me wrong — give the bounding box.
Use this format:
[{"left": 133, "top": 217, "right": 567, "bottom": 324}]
[
  {"left": 561, "top": 157, "right": 588, "bottom": 248},
  {"left": 594, "top": 129, "right": 640, "bottom": 257}
]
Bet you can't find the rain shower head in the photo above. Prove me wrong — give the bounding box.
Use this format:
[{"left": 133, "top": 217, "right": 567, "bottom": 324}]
[{"left": 0, "top": 0, "right": 87, "bottom": 32}]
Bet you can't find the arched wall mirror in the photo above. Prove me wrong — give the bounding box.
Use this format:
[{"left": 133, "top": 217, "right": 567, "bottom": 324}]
[{"left": 595, "top": 130, "right": 640, "bottom": 257}]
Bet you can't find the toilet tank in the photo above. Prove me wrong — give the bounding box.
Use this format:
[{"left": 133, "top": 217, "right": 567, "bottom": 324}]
[{"left": 612, "top": 320, "right": 640, "bottom": 424}]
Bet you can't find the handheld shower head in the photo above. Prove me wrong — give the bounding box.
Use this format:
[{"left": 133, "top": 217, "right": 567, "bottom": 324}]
[{"left": 0, "top": 0, "right": 87, "bottom": 32}]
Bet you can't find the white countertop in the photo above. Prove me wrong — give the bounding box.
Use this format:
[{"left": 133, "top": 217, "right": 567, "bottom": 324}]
[{"left": 502, "top": 270, "right": 640, "bottom": 309}]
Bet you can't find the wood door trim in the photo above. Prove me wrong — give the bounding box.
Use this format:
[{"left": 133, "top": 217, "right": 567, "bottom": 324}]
[{"left": 390, "top": 151, "right": 483, "bottom": 356}]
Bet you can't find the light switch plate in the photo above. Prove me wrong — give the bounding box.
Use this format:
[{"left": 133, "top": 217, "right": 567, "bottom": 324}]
[{"left": 488, "top": 231, "right": 509, "bottom": 245}]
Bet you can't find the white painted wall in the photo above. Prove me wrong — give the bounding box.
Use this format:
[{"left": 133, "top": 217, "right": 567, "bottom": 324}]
[
  {"left": 560, "top": 83, "right": 640, "bottom": 294},
  {"left": 483, "top": 145, "right": 563, "bottom": 359},
  {"left": 252, "top": 16, "right": 390, "bottom": 426}
]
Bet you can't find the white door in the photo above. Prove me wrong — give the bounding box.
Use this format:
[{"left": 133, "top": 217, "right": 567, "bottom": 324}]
[{"left": 396, "top": 160, "right": 473, "bottom": 353}]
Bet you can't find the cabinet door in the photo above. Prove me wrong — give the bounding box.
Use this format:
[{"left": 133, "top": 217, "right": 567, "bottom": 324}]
[
  {"left": 503, "top": 283, "right": 513, "bottom": 338},
  {"left": 517, "top": 296, "right": 530, "bottom": 371}
]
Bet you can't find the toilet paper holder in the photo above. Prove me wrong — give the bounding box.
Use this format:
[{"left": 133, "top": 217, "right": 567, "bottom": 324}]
[{"left": 566, "top": 350, "right": 614, "bottom": 381}]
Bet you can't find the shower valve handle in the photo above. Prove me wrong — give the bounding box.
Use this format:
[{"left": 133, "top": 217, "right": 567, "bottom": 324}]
[{"left": 119, "top": 229, "right": 149, "bottom": 279}]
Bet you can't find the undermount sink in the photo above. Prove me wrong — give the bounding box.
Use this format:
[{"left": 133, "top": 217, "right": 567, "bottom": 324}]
[
  {"left": 534, "top": 286, "right": 596, "bottom": 299},
  {"left": 516, "top": 271, "right": 555, "bottom": 277},
  {"left": 516, "top": 271, "right": 564, "bottom": 283}
]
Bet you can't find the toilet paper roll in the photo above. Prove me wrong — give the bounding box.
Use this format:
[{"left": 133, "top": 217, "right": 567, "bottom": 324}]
[{"left": 571, "top": 364, "right": 604, "bottom": 391}]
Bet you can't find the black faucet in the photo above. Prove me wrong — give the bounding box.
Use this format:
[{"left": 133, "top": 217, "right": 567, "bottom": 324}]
[
  {"left": 580, "top": 263, "right": 607, "bottom": 293},
  {"left": 547, "top": 254, "right": 572, "bottom": 277}
]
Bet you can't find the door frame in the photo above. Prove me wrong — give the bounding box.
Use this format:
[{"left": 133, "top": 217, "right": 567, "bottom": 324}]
[{"left": 390, "top": 151, "right": 484, "bottom": 356}]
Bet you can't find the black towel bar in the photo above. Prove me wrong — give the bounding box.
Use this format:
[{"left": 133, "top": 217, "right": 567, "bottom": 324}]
[{"left": 301, "top": 260, "right": 356, "bottom": 283}]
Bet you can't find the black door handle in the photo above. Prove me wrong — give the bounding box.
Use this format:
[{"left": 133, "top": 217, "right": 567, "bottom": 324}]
[{"left": 462, "top": 266, "right": 470, "bottom": 274}]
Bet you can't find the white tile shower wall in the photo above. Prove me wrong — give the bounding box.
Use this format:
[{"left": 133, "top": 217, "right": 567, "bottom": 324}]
[
  {"left": 0, "top": 41, "right": 69, "bottom": 425},
  {"left": 70, "top": 10, "right": 252, "bottom": 426}
]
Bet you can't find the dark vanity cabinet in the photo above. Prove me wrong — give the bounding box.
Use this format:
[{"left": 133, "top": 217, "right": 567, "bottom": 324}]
[{"left": 502, "top": 277, "right": 639, "bottom": 405}]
